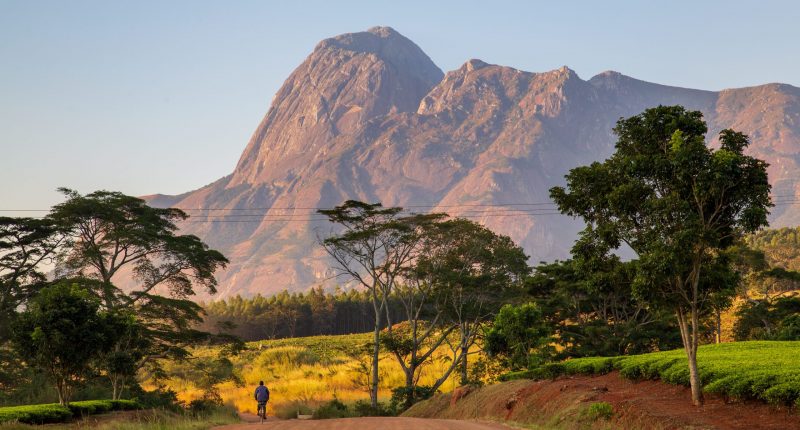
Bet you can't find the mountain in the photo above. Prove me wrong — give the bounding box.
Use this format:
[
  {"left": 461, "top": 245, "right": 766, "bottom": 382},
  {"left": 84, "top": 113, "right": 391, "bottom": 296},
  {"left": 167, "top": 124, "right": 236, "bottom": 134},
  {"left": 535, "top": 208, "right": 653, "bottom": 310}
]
[{"left": 147, "top": 27, "right": 800, "bottom": 299}]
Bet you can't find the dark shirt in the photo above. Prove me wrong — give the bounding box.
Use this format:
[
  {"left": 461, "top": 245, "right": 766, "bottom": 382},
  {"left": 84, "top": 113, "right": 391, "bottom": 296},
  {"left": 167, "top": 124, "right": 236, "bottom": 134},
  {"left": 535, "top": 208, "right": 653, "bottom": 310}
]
[{"left": 255, "top": 385, "right": 269, "bottom": 402}]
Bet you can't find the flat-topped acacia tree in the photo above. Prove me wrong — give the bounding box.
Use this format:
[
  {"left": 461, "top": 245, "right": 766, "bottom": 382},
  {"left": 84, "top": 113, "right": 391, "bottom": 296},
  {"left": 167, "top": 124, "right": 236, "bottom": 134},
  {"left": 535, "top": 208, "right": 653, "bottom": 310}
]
[
  {"left": 550, "top": 105, "right": 771, "bottom": 405},
  {"left": 47, "top": 188, "right": 229, "bottom": 399}
]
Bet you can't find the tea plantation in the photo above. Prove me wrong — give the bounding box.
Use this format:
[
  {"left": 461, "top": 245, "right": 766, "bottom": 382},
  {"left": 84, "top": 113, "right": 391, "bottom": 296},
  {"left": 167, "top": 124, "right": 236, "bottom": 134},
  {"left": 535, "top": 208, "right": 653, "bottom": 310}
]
[{"left": 508, "top": 341, "right": 800, "bottom": 407}]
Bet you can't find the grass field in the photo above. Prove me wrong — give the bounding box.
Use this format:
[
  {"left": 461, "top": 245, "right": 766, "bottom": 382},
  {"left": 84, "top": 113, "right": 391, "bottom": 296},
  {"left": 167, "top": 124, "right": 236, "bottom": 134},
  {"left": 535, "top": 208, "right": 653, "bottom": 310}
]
[
  {"left": 155, "top": 332, "right": 467, "bottom": 417},
  {"left": 511, "top": 341, "right": 800, "bottom": 407}
]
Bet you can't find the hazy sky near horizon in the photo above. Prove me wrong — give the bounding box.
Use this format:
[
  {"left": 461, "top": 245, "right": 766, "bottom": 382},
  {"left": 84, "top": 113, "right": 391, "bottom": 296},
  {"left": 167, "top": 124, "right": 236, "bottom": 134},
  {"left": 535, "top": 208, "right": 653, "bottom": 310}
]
[{"left": 2, "top": 0, "right": 799, "bottom": 213}]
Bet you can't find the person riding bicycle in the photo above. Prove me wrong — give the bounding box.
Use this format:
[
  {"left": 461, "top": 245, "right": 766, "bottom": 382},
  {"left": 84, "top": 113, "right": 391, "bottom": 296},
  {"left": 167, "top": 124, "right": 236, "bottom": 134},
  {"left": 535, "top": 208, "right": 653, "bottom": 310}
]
[{"left": 254, "top": 381, "right": 270, "bottom": 420}]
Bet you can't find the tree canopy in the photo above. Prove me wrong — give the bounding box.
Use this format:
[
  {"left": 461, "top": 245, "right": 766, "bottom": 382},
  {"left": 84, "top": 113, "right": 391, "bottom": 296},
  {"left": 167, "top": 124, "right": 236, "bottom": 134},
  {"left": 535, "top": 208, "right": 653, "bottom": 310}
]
[{"left": 550, "top": 105, "right": 772, "bottom": 405}]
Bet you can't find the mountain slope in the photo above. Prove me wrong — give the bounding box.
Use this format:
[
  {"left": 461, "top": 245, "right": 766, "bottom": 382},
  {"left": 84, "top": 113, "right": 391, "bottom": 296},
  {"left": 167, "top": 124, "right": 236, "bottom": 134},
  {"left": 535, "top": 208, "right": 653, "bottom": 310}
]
[{"left": 148, "top": 27, "right": 800, "bottom": 298}]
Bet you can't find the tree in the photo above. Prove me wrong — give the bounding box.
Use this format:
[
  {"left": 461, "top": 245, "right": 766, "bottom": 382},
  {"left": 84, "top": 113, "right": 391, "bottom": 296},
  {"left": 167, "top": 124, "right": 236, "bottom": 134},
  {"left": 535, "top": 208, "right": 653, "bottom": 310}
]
[
  {"left": 49, "top": 188, "right": 228, "bottom": 309},
  {"left": 0, "top": 217, "right": 64, "bottom": 340},
  {"left": 484, "top": 303, "right": 551, "bottom": 370},
  {"left": 47, "top": 189, "right": 231, "bottom": 394},
  {"left": 318, "top": 201, "right": 442, "bottom": 407},
  {"left": 0, "top": 217, "right": 64, "bottom": 396},
  {"left": 734, "top": 295, "right": 800, "bottom": 340},
  {"left": 421, "top": 219, "right": 530, "bottom": 384},
  {"left": 98, "top": 312, "right": 148, "bottom": 400},
  {"left": 11, "top": 280, "right": 117, "bottom": 405},
  {"left": 528, "top": 255, "right": 680, "bottom": 358},
  {"left": 550, "top": 106, "right": 771, "bottom": 405}
]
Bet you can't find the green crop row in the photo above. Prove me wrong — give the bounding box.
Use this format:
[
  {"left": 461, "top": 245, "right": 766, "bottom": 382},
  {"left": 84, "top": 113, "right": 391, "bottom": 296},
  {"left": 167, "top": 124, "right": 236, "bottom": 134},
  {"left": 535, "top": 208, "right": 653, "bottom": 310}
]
[
  {"left": 0, "top": 399, "right": 140, "bottom": 424},
  {"left": 508, "top": 341, "right": 800, "bottom": 407}
]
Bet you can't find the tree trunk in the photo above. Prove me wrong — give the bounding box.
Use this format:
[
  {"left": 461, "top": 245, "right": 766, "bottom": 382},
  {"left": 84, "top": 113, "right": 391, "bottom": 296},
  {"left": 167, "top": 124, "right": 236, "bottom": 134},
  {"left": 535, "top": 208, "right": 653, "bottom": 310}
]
[
  {"left": 677, "top": 307, "right": 704, "bottom": 406},
  {"left": 459, "top": 331, "right": 468, "bottom": 385},
  {"left": 686, "top": 344, "right": 703, "bottom": 406},
  {"left": 404, "top": 366, "right": 415, "bottom": 409},
  {"left": 715, "top": 309, "right": 722, "bottom": 344},
  {"left": 110, "top": 374, "right": 124, "bottom": 400},
  {"left": 370, "top": 316, "right": 380, "bottom": 408}
]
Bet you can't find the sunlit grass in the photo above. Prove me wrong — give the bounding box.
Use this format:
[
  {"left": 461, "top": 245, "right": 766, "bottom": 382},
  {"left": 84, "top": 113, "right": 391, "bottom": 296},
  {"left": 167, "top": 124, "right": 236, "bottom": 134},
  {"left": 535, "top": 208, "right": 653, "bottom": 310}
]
[{"left": 150, "top": 332, "right": 469, "bottom": 415}]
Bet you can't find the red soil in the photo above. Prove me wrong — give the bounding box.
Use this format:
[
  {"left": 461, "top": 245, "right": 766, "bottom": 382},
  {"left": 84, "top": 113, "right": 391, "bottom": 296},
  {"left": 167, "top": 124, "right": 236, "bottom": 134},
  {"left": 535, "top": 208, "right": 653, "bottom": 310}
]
[
  {"left": 542, "top": 372, "right": 799, "bottom": 429},
  {"left": 407, "top": 371, "right": 800, "bottom": 429}
]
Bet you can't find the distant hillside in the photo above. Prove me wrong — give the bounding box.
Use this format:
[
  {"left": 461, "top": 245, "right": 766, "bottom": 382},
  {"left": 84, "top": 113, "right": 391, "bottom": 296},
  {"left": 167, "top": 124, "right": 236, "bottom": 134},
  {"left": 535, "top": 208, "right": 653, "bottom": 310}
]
[{"left": 149, "top": 26, "right": 800, "bottom": 298}]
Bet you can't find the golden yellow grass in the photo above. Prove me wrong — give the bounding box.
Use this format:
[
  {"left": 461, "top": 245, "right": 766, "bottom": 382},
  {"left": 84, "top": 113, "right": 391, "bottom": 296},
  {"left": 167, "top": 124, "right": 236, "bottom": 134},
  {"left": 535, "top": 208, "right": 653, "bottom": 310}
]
[{"left": 151, "top": 333, "right": 469, "bottom": 416}]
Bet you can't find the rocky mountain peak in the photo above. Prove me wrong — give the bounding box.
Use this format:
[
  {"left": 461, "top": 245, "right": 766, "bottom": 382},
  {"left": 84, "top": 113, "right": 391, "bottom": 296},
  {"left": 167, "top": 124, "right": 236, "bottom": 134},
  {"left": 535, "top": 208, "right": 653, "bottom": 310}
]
[
  {"left": 230, "top": 27, "right": 444, "bottom": 186},
  {"left": 149, "top": 29, "right": 800, "bottom": 299}
]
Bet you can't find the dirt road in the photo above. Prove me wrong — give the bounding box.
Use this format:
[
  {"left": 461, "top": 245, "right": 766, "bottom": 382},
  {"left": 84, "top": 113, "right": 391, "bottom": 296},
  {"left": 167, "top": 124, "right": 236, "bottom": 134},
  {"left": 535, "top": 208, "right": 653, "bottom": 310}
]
[{"left": 213, "top": 417, "right": 512, "bottom": 430}]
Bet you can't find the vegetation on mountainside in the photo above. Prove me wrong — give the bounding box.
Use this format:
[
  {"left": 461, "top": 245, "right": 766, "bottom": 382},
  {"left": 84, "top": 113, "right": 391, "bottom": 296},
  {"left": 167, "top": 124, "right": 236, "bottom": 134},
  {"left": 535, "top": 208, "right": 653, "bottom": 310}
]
[{"left": 200, "top": 288, "right": 406, "bottom": 341}]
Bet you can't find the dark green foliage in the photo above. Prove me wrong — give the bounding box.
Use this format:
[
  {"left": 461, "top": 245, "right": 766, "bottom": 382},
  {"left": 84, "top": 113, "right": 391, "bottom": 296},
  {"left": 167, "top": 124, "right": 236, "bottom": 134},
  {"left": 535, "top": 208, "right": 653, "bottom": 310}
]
[
  {"left": 200, "top": 288, "right": 405, "bottom": 341},
  {"left": 484, "top": 303, "right": 551, "bottom": 370},
  {"left": 312, "top": 398, "right": 352, "bottom": 419},
  {"left": 47, "top": 189, "right": 233, "bottom": 398},
  {"left": 350, "top": 400, "right": 394, "bottom": 417},
  {"left": 550, "top": 105, "right": 772, "bottom": 404},
  {"left": 11, "top": 281, "right": 119, "bottom": 405},
  {"left": 519, "top": 341, "right": 800, "bottom": 407},
  {"left": 0, "top": 399, "right": 140, "bottom": 424},
  {"left": 0, "top": 404, "right": 72, "bottom": 424},
  {"left": 528, "top": 258, "right": 680, "bottom": 358},
  {"left": 129, "top": 386, "right": 181, "bottom": 411},
  {"left": 389, "top": 385, "right": 435, "bottom": 412},
  {"left": 734, "top": 296, "right": 800, "bottom": 340},
  {"left": 0, "top": 217, "right": 64, "bottom": 398},
  {"left": 187, "top": 398, "right": 221, "bottom": 415},
  {"left": 49, "top": 188, "right": 228, "bottom": 306}
]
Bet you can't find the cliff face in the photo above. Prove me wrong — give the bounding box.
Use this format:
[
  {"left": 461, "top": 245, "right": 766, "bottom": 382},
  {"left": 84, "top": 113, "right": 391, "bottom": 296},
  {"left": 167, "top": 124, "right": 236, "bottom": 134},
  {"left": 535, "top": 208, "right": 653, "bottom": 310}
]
[{"left": 148, "top": 27, "right": 800, "bottom": 299}]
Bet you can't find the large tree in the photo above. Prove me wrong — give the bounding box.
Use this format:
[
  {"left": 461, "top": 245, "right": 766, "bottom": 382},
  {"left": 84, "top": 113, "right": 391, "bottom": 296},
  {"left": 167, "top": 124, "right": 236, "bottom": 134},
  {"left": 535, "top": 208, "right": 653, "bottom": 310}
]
[
  {"left": 550, "top": 106, "right": 771, "bottom": 405},
  {"left": 49, "top": 188, "right": 227, "bottom": 308},
  {"left": 318, "top": 200, "right": 442, "bottom": 407},
  {"left": 47, "top": 188, "right": 230, "bottom": 395}
]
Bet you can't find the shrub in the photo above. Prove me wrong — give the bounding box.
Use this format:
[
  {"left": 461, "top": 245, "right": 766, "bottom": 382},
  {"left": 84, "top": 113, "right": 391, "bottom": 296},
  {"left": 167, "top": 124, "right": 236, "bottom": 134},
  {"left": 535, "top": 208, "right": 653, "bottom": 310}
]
[
  {"left": 0, "top": 399, "right": 142, "bottom": 424},
  {"left": 351, "top": 400, "right": 393, "bottom": 417},
  {"left": 313, "top": 398, "right": 351, "bottom": 419},
  {"left": 0, "top": 404, "right": 72, "bottom": 424},
  {"left": 131, "top": 386, "right": 181, "bottom": 411},
  {"left": 584, "top": 402, "right": 614, "bottom": 420},
  {"left": 389, "top": 385, "right": 436, "bottom": 412},
  {"left": 187, "top": 399, "right": 221, "bottom": 415}
]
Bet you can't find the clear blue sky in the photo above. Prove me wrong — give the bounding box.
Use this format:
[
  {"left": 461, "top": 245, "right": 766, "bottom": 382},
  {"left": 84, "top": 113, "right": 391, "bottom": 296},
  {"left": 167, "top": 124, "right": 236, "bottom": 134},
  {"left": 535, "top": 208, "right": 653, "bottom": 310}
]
[{"left": 2, "top": 0, "right": 798, "bottom": 212}]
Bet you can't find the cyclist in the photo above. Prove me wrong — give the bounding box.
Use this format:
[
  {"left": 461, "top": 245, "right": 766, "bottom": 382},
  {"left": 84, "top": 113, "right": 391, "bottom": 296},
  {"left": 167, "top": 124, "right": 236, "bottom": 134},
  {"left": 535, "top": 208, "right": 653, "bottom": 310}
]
[{"left": 254, "top": 381, "right": 270, "bottom": 421}]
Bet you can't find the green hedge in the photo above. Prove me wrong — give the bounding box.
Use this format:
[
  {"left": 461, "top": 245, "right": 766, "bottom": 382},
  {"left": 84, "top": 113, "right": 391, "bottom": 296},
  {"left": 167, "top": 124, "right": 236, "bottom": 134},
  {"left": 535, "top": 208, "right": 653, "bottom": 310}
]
[
  {"left": 0, "top": 405, "right": 72, "bottom": 424},
  {"left": 0, "top": 399, "right": 141, "bottom": 424},
  {"left": 505, "top": 341, "right": 800, "bottom": 407}
]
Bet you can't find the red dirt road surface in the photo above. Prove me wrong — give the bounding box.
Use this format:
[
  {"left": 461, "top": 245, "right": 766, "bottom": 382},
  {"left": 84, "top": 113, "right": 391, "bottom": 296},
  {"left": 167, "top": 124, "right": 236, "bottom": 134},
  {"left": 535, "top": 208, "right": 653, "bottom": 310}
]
[{"left": 213, "top": 417, "right": 512, "bottom": 430}]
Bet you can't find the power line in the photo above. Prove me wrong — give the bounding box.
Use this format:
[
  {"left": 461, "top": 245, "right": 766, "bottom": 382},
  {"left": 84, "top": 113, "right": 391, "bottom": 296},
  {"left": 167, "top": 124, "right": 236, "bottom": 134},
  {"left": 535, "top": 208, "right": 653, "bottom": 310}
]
[{"left": 3, "top": 194, "right": 800, "bottom": 214}]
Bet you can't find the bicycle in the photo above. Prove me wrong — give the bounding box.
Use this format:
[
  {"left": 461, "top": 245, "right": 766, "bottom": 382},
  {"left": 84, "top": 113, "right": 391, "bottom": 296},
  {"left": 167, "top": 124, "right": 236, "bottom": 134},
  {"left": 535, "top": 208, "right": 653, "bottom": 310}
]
[{"left": 257, "top": 401, "right": 267, "bottom": 423}]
